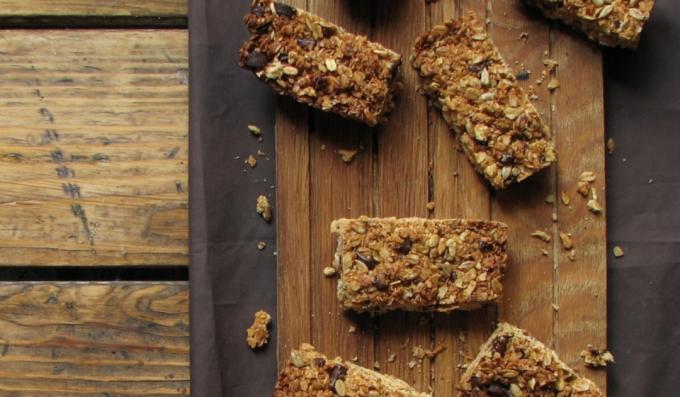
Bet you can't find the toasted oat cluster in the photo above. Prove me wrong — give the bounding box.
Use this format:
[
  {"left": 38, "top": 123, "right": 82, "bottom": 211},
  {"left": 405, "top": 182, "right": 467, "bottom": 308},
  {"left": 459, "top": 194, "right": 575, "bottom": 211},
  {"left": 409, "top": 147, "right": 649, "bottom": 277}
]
[
  {"left": 246, "top": 310, "right": 271, "bottom": 349},
  {"left": 412, "top": 12, "right": 556, "bottom": 189},
  {"left": 460, "top": 323, "right": 604, "bottom": 397},
  {"left": 580, "top": 345, "right": 614, "bottom": 368},
  {"left": 330, "top": 217, "right": 508, "bottom": 313},
  {"left": 239, "top": 0, "right": 401, "bottom": 126},
  {"left": 526, "top": 0, "right": 656, "bottom": 48},
  {"left": 273, "top": 344, "right": 430, "bottom": 396}
]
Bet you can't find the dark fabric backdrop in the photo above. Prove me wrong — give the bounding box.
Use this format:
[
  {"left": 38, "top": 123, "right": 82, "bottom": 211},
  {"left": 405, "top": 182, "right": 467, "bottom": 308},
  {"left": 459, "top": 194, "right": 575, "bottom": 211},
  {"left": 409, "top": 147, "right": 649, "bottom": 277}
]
[{"left": 190, "top": 1, "right": 680, "bottom": 396}]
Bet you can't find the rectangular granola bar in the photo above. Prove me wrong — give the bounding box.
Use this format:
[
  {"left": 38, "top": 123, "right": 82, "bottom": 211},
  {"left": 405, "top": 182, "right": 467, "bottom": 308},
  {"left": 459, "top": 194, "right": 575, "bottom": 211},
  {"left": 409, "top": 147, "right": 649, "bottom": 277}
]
[
  {"left": 526, "top": 0, "right": 655, "bottom": 48},
  {"left": 412, "top": 13, "right": 556, "bottom": 189},
  {"left": 274, "top": 344, "right": 430, "bottom": 396},
  {"left": 239, "top": 0, "right": 402, "bottom": 126},
  {"left": 459, "top": 322, "right": 604, "bottom": 396},
  {"left": 330, "top": 217, "right": 508, "bottom": 313}
]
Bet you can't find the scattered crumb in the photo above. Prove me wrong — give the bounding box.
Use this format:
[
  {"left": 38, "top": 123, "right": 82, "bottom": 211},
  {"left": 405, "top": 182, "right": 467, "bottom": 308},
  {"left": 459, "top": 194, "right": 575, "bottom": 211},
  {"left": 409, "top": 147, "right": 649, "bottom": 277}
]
[
  {"left": 577, "top": 181, "right": 590, "bottom": 197},
  {"left": 543, "top": 58, "right": 559, "bottom": 72},
  {"left": 257, "top": 149, "right": 266, "bottom": 157},
  {"left": 245, "top": 155, "right": 257, "bottom": 168},
  {"left": 348, "top": 325, "right": 356, "bottom": 333},
  {"left": 256, "top": 195, "right": 273, "bottom": 222},
  {"left": 531, "top": 230, "right": 551, "bottom": 242},
  {"left": 373, "top": 361, "right": 380, "bottom": 370},
  {"left": 587, "top": 199, "right": 602, "bottom": 214},
  {"left": 613, "top": 246, "right": 624, "bottom": 258},
  {"left": 552, "top": 304, "right": 560, "bottom": 311},
  {"left": 426, "top": 201, "right": 435, "bottom": 211},
  {"left": 542, "top": 249, "right": 549, "bottom": 256},
  {"left": 545, "top": 194, "right": 555, "bottom": 204},
  {"left": 591, "top": 187, "right": 598, "bottom": 201},
  {"left": 320, "top": 144, "right": 326, "bottom": 151},
  {"left": 258, "top": 136, "right": 264, "bottom": 143},
  {"left": 607, "top": 138, "right": 615, "bottom": 155},
  {"left": 257, "top": 241, "right": 267, "bottom": 251},
  {"left": 248, "top": 124, "right": 261, "bottom": 136},
  {"left": 648, "top": 178, "right": 654, "bottom": 184},
  {"left": 351, "top": 356, "right": 358, "bottom": 362},
  {"left": 323, "top": 266, "right": 337, "bottom": 277},
  {"left": 581, "top": 345, "right": 615, "bottom": 368},
  {"left": 552, "top": 212, "right": 558, "bottom": 222},
  {"left": 426, "top": 345, "right": 447, "bottom": 359},
  {"left": 579, "top": 171, "right": 597, "bottom": 182},
  {"left": 387, "top": 353, "right": 397, "bottom": 363},
  {"left": 547, "top": 77, "right": 560, "bottom": 91},
  {"left": 246, "top": 310, "right": 271, "bottom": 349},
  {"left": 556, "top": 193, "right": 568, "bottom": 208},
  {"left": 412, "top": 346, "right": 426, "bottom": 360},
  {"left": 559, "top": 232, "right": 574, "bottom": 250},
  {"left": 519, "top": 32, "right": 529, "bottom": 40},
  {"left": 567, "top": 249, "right": 576, "bottom": 261},
  {"left": 408, "top": 360, "right": 417, "bottom": 369},
  {"left": 337, "top": 149, "right": 358, "bottom": 164}
]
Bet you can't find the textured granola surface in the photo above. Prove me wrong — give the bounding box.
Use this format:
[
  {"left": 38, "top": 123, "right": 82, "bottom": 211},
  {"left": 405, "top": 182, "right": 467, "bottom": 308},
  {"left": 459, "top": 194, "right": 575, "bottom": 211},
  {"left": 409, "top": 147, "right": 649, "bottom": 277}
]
[
  {"left": 412, "top": 13, "right": 556, "bottom": 189},
  {"left": 273, "top": 344, "right": 430, "bottom": 396},
  {"left": 459, "top": 323, "right": 604, "bottom": 397},
  {"left": 330, "top": 217, "right": 508, "bottom": 313},
  {"left": 246, "top": 310, "right": 271, "bottom": 349},
  {"left": 526, "top": 0, "right": 656, "bottom": 48},
  {"left": 239, "top": 0, "right": 401, "bottom": 126}
]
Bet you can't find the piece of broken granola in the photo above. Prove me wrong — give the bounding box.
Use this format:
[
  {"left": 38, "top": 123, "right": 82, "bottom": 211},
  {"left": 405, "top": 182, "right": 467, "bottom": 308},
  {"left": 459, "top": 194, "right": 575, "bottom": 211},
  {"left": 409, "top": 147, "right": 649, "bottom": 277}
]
[
  {"left": 246, "top": 310, "right": 272, "bottom": 349},
  {"left": 580, "top": 344, "right": 615, "bottom": 368}
]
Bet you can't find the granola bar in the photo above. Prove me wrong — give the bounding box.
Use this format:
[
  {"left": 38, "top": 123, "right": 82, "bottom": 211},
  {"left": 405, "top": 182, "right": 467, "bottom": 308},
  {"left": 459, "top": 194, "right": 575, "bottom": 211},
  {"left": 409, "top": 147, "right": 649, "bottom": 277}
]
[
  {"left": 273, "top": 343, "right": 430, "bottom": 396},
  {"left": 330, "top": 217, "right": 508, "bottom": 313},
  {"left": 246, "top": 310, "right": 271, "bottom": 349},
  {"left": 239, "top": 0, "right": 401, "bottom": 126},
  {"left": 412, "top": 13, "right": 556, "bottom": 189},
  {"left": 526, "top": 0, "right": 656, "bottom": 48},
  {"left": 459, "top": 322, "right": 604, "bottom": 397}
]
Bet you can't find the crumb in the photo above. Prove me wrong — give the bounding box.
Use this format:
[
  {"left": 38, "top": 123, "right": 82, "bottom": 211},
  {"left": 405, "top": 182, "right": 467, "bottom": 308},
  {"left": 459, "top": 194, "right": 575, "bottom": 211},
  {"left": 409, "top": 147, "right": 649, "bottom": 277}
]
[
  {"left": 426, "top": 345, "right": 447, "bottom": 359},
  {"left": 257, "top": 149, "right": 266, "bottom": 156},
  {"left": 351, "top": 356, "right": 358, "bottom": 362},
  {"left": 373, "top": 361, "right": 380, "bottom": 370},
  {"left": 577, "top": 181, "right": 590, "bottom": 197},
  {"left": 543, "top": 59, "right": 559, "bottom": 72},
  {"left": 531, "top": 230, "right": 551, "bottom": 242},
  {"left": 248, "top": 125, "right": 261, "bottom": 136},
  {"left": 320, "top": 144, "right": 326, "bottom": 151},
  {"left": 547, "top": 77, "right": 560, "bottom": 91},
  {"left": 408, "top": 360, "right": 417, "bottom": 369},
  {"left": 542, "top": 249, "right": 549, "bottom": 256},
  {"left": 246, "top": 310, "right": 271, "bottom": 349},
  {"left": 412, "top": 346, "right": 426, "bottom": 360},
  {"left": 387, "top": 353, "right": 397, "bottom": 363},
  {"left": 337, "top": 149, "right": 358, "bottom": 163},
  {"left": 545, "top": 194, "right": 555, "bottom": 204},
  {"left": 613, "top": 246, "right": 624, "bottom": 258},
  {"left": 258, "top": 136, "right": 263, "bottom": 142},
  {"left": 607, "top": 138, "right": 615, "bottom": 155},
  {"left": 257, "top": 241, "right": 267, "bottom": 250},
  {"left": 559, "top": 232, "right": 573, "bottom": 250},
  {"left": 579, "top": 171, "right": 596, "bottom": 182},
  {"left": 323, "top": 266, "right": 337, "bottom": 277},
  {"left": 567, "top": 249, "right": 576, "bottom": 261},
  {"left": 561, "top": 191, "right": 571, "bottom": 206},
  {"left": 348, "top": 325, "right": 356, "bottom": 333},
  {"left": 587, "top": 199, "right": 602, "bottom": 214},
  {"left": 245, "top": 155, "right": 257, "bottom": 168},
  {"left": 426, "top": 201, "right": 435, "bottom": 211},
  {"left": 520, "top": 32, "right": 529, "bottom": 40},
  {"left": 581, "top": 345, "right": 615, "bottom": 368},
  {"left": 648, "top": 178, "right": 654, "bottom": 184},
  {"left": 256, "top": 195, "right": 273, "bottom": 222},
  {"left": 552, "top": 304, "right": 560, "bottom": 311},
  {"left": 552, "top": 212, "right": 558, "bottom": 222}
]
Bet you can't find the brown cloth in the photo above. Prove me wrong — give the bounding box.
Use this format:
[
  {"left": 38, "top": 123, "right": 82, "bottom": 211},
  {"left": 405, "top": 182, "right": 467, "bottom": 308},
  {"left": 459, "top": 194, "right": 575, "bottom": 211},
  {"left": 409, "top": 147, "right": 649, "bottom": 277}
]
[{"left": 190, "top": 0, "right": 680, "bottom": 395}]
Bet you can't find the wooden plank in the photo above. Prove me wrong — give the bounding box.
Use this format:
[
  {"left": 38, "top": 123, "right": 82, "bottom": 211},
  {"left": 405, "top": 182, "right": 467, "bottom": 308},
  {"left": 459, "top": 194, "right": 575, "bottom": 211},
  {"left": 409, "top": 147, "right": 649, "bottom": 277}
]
[
  {"left": 372, "top": 0, "right": 431, "bottom": 390},
  {"left": 488, "top": 0, "right": 556, "bottom": 345},
  {"left": 307, "top": 0, "right": 376, "bottom": 369},
  {"left": 553, "top": 29, "right": 608, "bottom": 392},
  {"left": 0, "top": 30, "right": 188, "bottom": 266},
  {"left": 0, "top": 1, "right": 186, "bottom": 17},
  {"left": 0, "top": 282, "right": 189, "bottom": 396}
]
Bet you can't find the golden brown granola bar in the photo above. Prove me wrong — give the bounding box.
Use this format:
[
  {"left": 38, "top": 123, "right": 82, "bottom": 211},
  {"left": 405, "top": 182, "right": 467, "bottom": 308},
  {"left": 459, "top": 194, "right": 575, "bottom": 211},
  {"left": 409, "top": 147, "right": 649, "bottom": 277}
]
[
  {"left": 273, "top": 344, "right": 430, "bottom": 396},
  {"left": 459, "top": 322, "right": 604, "bottom": 397},
  {"left": 330, "top": 217, "right": 508, "bottom": 313},
  {"left": 526, "top": 0, "right": 655, "bottom": 48},
  {"left": 239, "top": 0, "right": 401, "bottom": 126},
  {"left": 412, "top": 13, "right": 556, "bottom": 189}
]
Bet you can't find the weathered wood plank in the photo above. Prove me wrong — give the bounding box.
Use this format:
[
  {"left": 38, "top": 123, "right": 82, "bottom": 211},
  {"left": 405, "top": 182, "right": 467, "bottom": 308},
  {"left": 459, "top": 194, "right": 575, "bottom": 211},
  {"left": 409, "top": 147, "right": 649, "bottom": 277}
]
[
  {"left": 0, "top": 0, "right": 186, "bottom": 17},
  {"left": 0, "top": 282, "right": 189, "bottom": 396},
  {"left": 0, "top": 30, "right": 188, "bottom": 266},
  {"left": 553, "top": 28, "right": 608, "bottom": 393}
]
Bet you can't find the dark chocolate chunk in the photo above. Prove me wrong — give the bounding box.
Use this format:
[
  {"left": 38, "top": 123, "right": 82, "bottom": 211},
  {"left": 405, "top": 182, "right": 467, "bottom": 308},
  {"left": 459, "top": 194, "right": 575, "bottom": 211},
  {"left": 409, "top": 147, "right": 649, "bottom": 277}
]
[
  {"left": 244, "top": 51, "right": 268, "bottom": 70},
  {"left": 326, "top": 364, "right": 348, "bottom": 389},
  {"left": 468, "top": 63, "right": 482, "bottom": 73},
  {"left": 252, "top": 4, "right": 265, "bottom": 17},
  {"left": 397, "top": 237, "right": 412, "bottom": 255},
  {"left": 515, "top": 70, "right": 531, "bottom": 81},
  {"left": 374, "top": 275, "right": 388, "bottom": 291},
  {"left": 297, "top": 37, "right": 316, "bottom": 49},
  {"left": 313, "top": 357, "right": 326, "bottom": 368},
  {"left": 321, "top": 25, "right": 336, "bottom": 38},
  {"left": 479, "top": 240, "right": 494, "bottom": 252},
  {"left": 357, "top": 252, "right": 377, "bottom": 270},
  {"left": 278, "top": 52, "right": 289, "bottom": 63},
  {"left": 487, "top": 382, "right": 511, "bottom": 397},
  {"left": 470, "top": 376, "right": 481, "bottom": 388},
  {"left": 500, "top": 153, "right": 515, "bottom": 165},
  {"left": 274, "top": 2, "right": 297, "bottom": 18},
  {"left": 492, "top": 335, "right": 509, "bottom": 356}
]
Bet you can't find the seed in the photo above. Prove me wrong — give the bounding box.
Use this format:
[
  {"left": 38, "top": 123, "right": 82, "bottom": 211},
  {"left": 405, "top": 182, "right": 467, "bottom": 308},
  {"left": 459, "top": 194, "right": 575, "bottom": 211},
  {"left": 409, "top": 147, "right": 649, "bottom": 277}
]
[
  {"left": 282, "top": 66, "right": 299, "bottom": 75},
  {"left": 325, "top": 58, "right": 337, "bottom": 72}
]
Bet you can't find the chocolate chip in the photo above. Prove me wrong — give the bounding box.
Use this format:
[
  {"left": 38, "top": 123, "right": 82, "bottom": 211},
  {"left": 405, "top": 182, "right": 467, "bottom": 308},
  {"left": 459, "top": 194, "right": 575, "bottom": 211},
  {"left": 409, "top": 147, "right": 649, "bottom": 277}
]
[
  {"left": 256, "top": 21, "right": 272, "bottom": 34},
  {"left": 252, "top": 4, "right": 265, "bottom": 17},
  {"left": 515, "top": 70, "right": 530, "bottom": 81},
  {"left": 492, "top": 335, "right": 509, "bottom": 356},
  {"left": 470, "top": 376, "right": 481, "bottom": 388},
  {"left": 274, "top": 2, "right": 297, "bottom": 18},
  {"left": 244, "top": 51, "right": 268, "bottom": 70},
  {"left": 326, "top": 364, "right": 348, "bottom": 389},
  {"left": 374, "top": 275, "right": 388, "bottom": 291},
  {"left": 321, "top": 25, "right": 336, "bottom": 38},
  {"left": 313, "top": 357, "right": 326, "bottom": 368},
  {"left": 479, "top": 240, "right": 494, "bottom": 252},
  {"left": 500, "top": 154, "right": 515, "bottom": 165},
  {"left": 278, "top": 52, "right": 289, "bottom": 63},
  {"left": 297, "top": 38, "right": 316, "bottom": 49},
  {"left": 450, "top": 271, "right": 458, "bottom": 281},
  {"left": 487, "top": 382, "right": 511, "bottom": 397},
  {"left": 397, "top": 238, "right": 412, "bottom": 255},
  {"left": 468, "top": 64, "right": 482, "bottom": 73},
  {"left": 357, "top": 253, "right": 377, "bottom": 270}
]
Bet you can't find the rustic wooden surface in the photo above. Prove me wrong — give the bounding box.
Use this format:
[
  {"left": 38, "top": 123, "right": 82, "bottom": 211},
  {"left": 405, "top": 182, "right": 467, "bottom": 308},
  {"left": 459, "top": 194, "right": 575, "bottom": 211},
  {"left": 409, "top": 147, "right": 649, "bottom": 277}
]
[
  {"left": 0, "top": 30, "right": 189, "bottom": 266},
  {"left": 276, "top": 0, "right": 607, "bottom": 395},
  {"left": 0, "top": 282, "right": 189, "bottom": 396},
  {"left": 0, "top": 1, "right": 186, "bottom": 17}
]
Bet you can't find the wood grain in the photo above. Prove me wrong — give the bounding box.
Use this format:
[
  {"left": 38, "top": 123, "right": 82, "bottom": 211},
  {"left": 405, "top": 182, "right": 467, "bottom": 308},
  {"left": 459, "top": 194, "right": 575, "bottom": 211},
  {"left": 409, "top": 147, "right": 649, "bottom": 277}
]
[
  {"left": 0, "top": 0, "right": 186, "bottom": 17},
  {"left": 0, "top": 282, "right": 189, "bottom": 396},
  {"left": 274, "top": 1, "right": 607, "bottom": 395},
  {"left": 0, "top": 30, "right": 188, "bottom": 266}
]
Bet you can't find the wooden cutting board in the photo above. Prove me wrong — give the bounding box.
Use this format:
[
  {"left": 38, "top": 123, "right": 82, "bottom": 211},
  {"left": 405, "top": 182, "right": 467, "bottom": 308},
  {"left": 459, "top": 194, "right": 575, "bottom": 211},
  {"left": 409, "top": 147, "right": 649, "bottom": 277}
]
[{"left": 275, "top": 0, "right": 607, "bottom": 395}]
